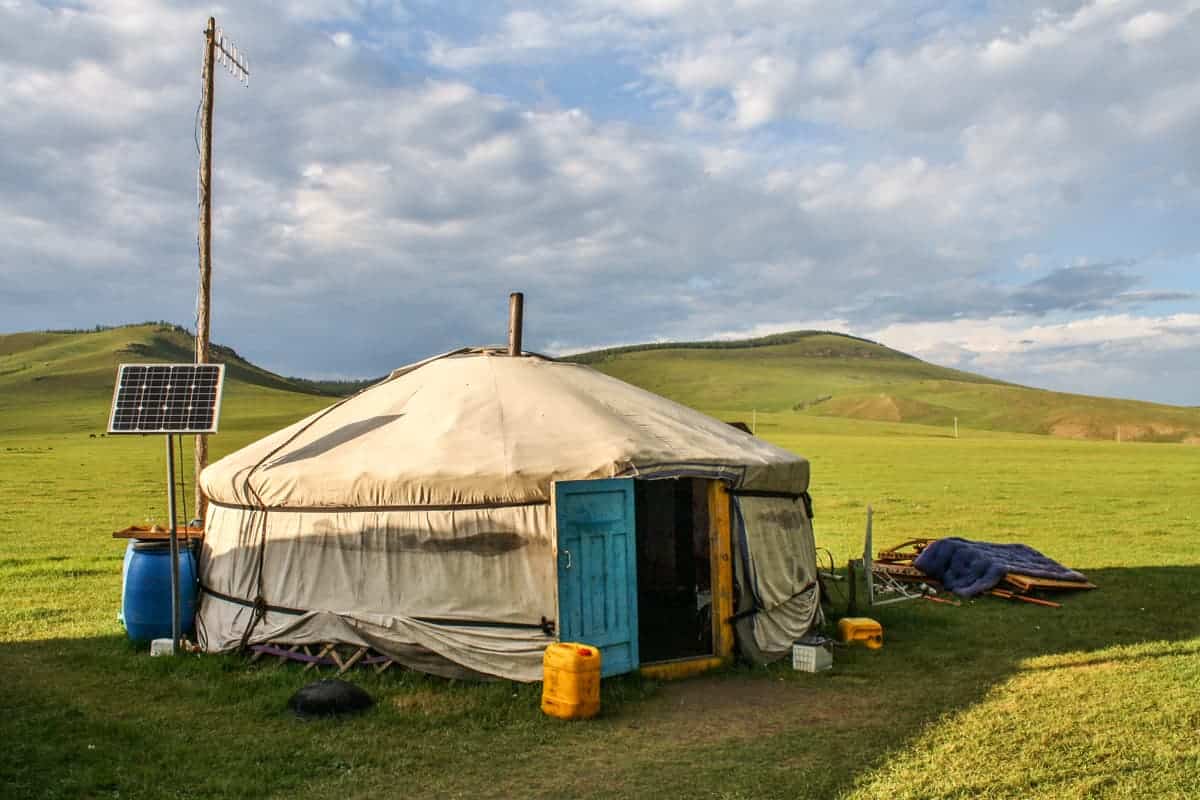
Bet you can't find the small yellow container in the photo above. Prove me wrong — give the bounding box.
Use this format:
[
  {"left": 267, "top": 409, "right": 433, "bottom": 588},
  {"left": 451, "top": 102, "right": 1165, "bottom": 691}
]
[
  {"left": 837, "top": 617, "right": 883, "bottom": 649},
  {"left": 541, "top": 642, "right": 602, "bottom": 720}
]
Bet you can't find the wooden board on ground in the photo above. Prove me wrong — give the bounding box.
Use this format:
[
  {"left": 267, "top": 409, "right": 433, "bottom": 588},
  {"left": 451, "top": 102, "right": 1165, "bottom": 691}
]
[
  {"left": 871, "top": 562, "right": 938, "bottom": 587},
  {"left": 875, "top": 538, "right": 937, "bottom": 564},
  {"left": 1004, "top": 573, "right": 1096, "bottom": 592}
]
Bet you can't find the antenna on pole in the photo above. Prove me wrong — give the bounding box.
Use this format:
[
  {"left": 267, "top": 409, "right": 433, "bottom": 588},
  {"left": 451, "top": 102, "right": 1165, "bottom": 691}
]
[
  {"left": 214, "top": 25, "right": 251, "bottom": 86},
  {"left": 194, "top": 17, "right": 250, "bottom": 522}
]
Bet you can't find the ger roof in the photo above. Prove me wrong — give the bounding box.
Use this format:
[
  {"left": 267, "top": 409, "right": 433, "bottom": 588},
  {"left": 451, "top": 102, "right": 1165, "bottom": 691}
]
[{"left": 200, "top": 349, "right": 808, "bottom": 509}]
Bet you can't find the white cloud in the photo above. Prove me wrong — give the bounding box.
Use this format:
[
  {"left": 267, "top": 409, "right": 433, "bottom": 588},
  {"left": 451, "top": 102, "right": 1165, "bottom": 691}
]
[
  {"left": 1121, "top": 10, "right": 1176, "bottom": 43},
  {"left": 416, "top": 0, "right": 1200, "bottom": 275},
  {"left": 865, "top": 313, "right": 1200, "bottom": 401},
  {"left": 697, "top": 312, "right": 1200, "bottom": 403},
  {"left": 427, "top": 8, "right": 640, "bottom": 69},
  {"left": 870, "top": 313, "right": 1200, "bottom": 358},
  {"left": 545, "top": 0, "right": 1200, "bottom": 177},
  {"left": 1, "top": 0, "right": 1197, "bottom": 405}
]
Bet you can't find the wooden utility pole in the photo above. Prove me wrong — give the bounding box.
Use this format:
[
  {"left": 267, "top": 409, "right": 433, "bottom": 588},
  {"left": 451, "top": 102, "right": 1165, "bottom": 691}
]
[
  {"left": 195, "top": 17, "right": 216, "bottom": 520},
  {"left": 194, "top": 17, "right": 249, "bottom": 520}
]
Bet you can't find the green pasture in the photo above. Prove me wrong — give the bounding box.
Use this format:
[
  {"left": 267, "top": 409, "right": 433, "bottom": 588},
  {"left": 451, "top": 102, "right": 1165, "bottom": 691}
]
[{"left": 2, "top": 400, "right": 1197, "bottom": 799}]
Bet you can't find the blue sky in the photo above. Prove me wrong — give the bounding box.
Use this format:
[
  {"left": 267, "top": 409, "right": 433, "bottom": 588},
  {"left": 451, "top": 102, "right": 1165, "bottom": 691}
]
[{"left": 1, "top": 0, "right": 1198, "bottom": 404}]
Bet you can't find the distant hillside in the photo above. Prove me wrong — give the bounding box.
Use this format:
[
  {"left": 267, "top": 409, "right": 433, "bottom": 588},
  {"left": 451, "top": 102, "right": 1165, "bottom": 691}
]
[
  {"left": 4, "top": 324, "right": 1197, "bottom": 444},
  {"left": 286, "top": 376, "right": 380, "bottom": 396},
  {"left": 569, "top": 331, "right": 1200, "bottom": 444},
  {"left": 0, "top": 323, "right": 338, "bottom": 394},
  {"left": 570, "top": 330, "right": 910, "bottom": 363},
  {"left": 0, "top": 323, "right": 352, "bottom": 436}
]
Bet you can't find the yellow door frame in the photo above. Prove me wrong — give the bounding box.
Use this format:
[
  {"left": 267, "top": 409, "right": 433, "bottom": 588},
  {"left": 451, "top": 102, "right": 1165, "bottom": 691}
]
[{"left": 638, "top": 480, "right": 735, "bottom": 680}]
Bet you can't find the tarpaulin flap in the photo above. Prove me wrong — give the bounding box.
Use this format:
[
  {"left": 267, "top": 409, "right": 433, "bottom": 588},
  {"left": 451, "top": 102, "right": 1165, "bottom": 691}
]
[{"left": 731, "top": 495, "right": 821, "bottom": 661}]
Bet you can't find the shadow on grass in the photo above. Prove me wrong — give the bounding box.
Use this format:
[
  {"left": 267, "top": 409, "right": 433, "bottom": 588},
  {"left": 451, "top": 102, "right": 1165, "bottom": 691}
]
[{"left": 0, "top": 566, "right": 1197, "bottom": 800}]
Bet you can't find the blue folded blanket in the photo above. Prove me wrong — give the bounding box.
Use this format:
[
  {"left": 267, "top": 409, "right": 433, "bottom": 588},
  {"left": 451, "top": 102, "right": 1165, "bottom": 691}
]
[{"left": 912, "top": 537, "right": 1087, "bottom": 598}]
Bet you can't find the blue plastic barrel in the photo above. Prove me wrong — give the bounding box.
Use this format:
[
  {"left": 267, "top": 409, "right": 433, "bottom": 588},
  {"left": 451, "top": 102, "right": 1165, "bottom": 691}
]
[{"left": 122, "top": 540, "right": 198, "bottom": 642}]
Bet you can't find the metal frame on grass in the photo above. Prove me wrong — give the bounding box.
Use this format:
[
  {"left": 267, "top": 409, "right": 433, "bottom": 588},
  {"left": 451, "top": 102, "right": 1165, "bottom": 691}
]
[{"left": 862, "top": 506, "right": 927, "bottom": 607}]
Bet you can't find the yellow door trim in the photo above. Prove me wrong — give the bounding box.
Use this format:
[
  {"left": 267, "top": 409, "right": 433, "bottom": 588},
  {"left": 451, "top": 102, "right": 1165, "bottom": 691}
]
[
  {"left": 635, "top": 480, "right": 736, "bottom": 681},
  {"left": 639, "top": 656, "right": 725, "bottom": 681},
  {"left": 709, "top": 480, "right": 735, "bottom": 660}
]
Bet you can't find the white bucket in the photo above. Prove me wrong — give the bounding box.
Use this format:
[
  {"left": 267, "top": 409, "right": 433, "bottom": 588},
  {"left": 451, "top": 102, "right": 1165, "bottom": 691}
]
[
  {"left": 149, "top": 638, "right": 175, "bottom": 657},
  {"left": 792, "top": 642, "right": 833, "bottom": 672}
]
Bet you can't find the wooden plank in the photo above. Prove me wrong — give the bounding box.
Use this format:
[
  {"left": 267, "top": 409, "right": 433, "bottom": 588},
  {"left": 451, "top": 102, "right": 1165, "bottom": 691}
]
[
  {"left": 337, "top": 647, "right": 368, "bottom": 676},
  {"left": 990, "top": 588, "right": 1062, "bottom": 608},
  {"left": 303, "top": 643, "right": 336, "bottom": 672},
  {"left": 249, "top": 641, "right": 397, "bottom": 674},
  {"left": 1004, "top": 573, "right": 1096, "bottom": 592},
  {"left": 707, "top": 481, "right": 735, "bottom": 662},
  {"left": 329, "top": 646, "right": 347, "bottom": 671},
  {"left": 872, "top": 563, "right": 928, "bottom": 580},
  {"left": 640, "top": 656, "right": 725, "bottom": 681},
  {"left": 113, "top": 525, "right": 204, "bottom": 541},
  {"left": 875, "top": 538, "right": 936, "bottom": 564}
]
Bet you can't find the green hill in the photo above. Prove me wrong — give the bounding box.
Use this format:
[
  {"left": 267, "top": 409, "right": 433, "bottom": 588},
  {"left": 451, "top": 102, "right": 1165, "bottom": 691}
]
[
  {"left": 0, "top": 323, "right": 338, "bottom": 437},
  {"left": 3, "top": 325, "right": 1197, "bottom": 444},
  {"left": 570, "top": 331, "right": 1200, "bottom": 443}
]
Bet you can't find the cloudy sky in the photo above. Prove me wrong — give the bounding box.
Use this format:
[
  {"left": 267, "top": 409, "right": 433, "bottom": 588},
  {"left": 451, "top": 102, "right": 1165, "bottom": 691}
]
[{"left": 2, "top": 1, "right": 1198, "bottom": 404}]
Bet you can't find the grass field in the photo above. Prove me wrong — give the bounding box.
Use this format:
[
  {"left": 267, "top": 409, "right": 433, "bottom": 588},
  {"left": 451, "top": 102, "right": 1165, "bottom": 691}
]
[{"left": 1, "top": 326, "right": 1198, "bottom": 798}]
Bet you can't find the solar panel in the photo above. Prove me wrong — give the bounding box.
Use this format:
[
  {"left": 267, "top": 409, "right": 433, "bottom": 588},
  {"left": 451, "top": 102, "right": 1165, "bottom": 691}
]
[{"left": 107, "top": 363, "right": 226, "bottom": 434}]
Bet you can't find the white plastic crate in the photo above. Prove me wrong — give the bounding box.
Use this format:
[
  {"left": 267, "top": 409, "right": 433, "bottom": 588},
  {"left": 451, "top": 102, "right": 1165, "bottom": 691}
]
[{"left": 792, "top": 642, "right": 833, "bottom": 672}]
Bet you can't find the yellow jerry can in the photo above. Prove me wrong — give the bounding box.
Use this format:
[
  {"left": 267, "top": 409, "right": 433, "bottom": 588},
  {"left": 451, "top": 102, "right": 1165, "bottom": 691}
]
[
  {"left": 837, "top": 617, "right": 884, "bottom": 649},
  {"left": 541, "top": 642, "right": 602, "bottom": 720}
]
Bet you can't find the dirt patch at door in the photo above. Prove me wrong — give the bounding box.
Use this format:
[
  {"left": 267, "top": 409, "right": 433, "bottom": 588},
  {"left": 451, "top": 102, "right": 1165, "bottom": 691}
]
[{"left": 613, "top": 674, "right": 882, "bottom": 743}]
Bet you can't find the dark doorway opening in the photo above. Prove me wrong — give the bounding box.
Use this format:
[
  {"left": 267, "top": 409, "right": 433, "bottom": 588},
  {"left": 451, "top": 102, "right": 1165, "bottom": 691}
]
[{"left": 635, "top": 478, "right": 713, "bottom": 663}]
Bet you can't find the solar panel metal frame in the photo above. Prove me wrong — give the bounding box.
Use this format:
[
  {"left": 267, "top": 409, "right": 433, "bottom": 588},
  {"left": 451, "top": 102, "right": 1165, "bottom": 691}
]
[{"left": 107, "top": 363, "right": 226, "bottom": 435}]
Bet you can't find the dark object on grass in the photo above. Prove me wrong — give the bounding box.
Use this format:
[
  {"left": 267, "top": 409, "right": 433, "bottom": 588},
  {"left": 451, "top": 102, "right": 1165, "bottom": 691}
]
[
  {"left": 913, "top": 537, "right": 1088, "bottom": 598},
  {"left": 289, "top": 679, "right": 374, "bottom": 718}
]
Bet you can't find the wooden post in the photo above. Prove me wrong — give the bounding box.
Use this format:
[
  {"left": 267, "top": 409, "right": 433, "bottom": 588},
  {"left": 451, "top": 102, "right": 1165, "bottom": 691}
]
[
  {"left": 194, "top": 17, "right": 216, "bottom": 521},
  {"left": 507, "top": 292, "right": 524, "bottom": 356},
  {"left": 707, "top": 481, "right": 735, "bottom": 661}
]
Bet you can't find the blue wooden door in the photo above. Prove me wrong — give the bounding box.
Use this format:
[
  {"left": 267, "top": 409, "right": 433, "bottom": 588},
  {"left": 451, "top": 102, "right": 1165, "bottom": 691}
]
[{"left": 555, "top": 478, "right": 639, "bottom": 677}]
